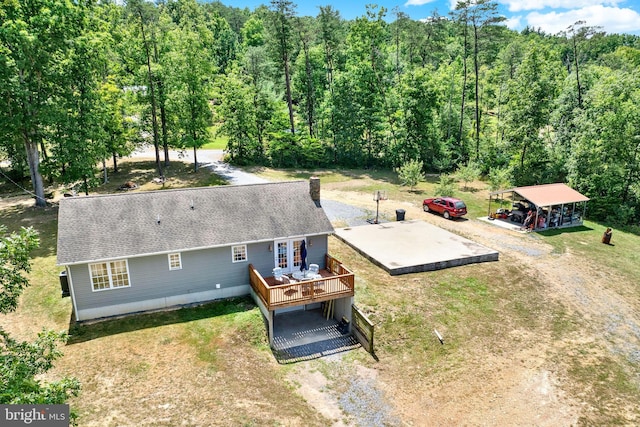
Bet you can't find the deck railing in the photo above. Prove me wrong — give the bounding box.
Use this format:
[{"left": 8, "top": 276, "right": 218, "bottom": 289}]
[{"left": 249, "top": 254, "right": 355, "bottom": 310}]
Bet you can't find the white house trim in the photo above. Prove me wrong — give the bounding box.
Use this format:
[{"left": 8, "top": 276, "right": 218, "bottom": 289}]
[{"left": 75, "top": 285, "right": 251, "bottom": 322}]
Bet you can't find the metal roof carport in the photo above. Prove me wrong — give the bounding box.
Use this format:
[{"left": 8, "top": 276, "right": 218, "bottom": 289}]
[{"left": 488, "top": 183, "right": 590, "bottom": 230}]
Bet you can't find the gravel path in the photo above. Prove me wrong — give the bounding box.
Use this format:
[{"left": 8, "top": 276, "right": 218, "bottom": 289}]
[
  {"left": 129, "top": 147, "right": 268, "bottom": 185},
  {"left": 319, "top": 199, "right": 371, "bottom": 227},
  {"left": 130, "top": 147, "right": 371, "bottom": 225},
  {"left": 133, "top": 149, "right": 640, "bottom": 423}
]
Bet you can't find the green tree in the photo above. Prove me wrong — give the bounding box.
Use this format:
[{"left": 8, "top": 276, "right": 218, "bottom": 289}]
[
  {"left": 317, "top": 5, "right": 345, "bottom": 146},
  {"left": 487, "top": 167, "right": 511, "bottom": 192},
  {"left": 0, "top": 226, "right": 80, "bottom": 407},
  {"left": 395, "top": 159, "right": 425, "bottom": 191},
  {"left": 125, "top": 0, "right": 165, "bottom": 177},
  {"left": 243, "top": 45, "right": 281, "bottom": 154},
  {"left": 98, "top": 79, "right": 137, "bottom": 179},
  {"left": 435, "top": 174, "right": 456, "bottom": 196},
  {"left": 397, "top": 67, "right": 442, "bottom": 169},
  {"left": 502, "top": 43, "right": 561, "bottom": 185},
  {"left": 399, "top": 11, "right": 447, "bottom": 69},
  {"left": 317, "top": 6, "right": 343, "bottom": 91},
  {"left": 242, "top": 15, "right": 265, "bottom": 47},
  {"left": 568, "top": 60, "right": 640, "bottom": 224},
  {"left": 453, "top": 0, "right": 505, "bottom": 161},
  {"left": 166, "top": 12, "right": 214, "bottom": 172},
  {"left": 292, "top": 18, "right": 324, "bottom": 138},
  {"left": 205, "top": 8, "right": 239, "bottom": 74},
  {"left": 561, "top": 21, "right": 600, "bottom": 109},
  {"left": 0, "top": 0, "right": 90, "bottom": 206},
  {"left": 44, "top": 29, "right": 111, "bottom": 195},
  {"left": 215, "top": 69, "right": 282, "bottom": 165},
  {"left": 268, "top": 0, "right": 298, "bottom": 134},
  {"left": 0, "top": 227, "right": 38, "bottom": 313},
  {"left": 334, "top": 5, "right": 392, "bottom": 167},
  {"left": 215, "top": 73, "right": 255, "bottom": 164},
  {"left": 455, "top": 161, "right": 481, "bottom": 191}
]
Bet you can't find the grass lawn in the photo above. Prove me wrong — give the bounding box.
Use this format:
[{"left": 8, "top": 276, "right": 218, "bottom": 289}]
[
  {"left": 2, "top": 159, "right": 640, "bottom": 425},
  {"left": 201, "top": 124, "right": 228, "bottom": 150}
]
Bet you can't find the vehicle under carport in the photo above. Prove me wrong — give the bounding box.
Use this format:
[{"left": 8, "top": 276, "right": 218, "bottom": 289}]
[{"left": 487, "top": 183, "right": 590, "bottom": 231}]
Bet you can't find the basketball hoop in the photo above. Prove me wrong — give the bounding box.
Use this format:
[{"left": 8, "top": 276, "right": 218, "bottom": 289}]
[
  {"left": 369, "top": 190, "right": 387, "bottom": 224},
  {"left": 373, "top": 190, "right": 387, "bottom": 201}
]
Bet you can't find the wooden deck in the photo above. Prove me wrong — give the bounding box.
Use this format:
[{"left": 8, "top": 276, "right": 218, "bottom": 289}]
[{"left": 249, "top": 254, "right": 355, "bottom": 310}]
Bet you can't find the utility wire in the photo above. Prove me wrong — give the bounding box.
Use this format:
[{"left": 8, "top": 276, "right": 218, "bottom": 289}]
[{"left": 0, "top": 165, "right": 47, "bottom": 203}]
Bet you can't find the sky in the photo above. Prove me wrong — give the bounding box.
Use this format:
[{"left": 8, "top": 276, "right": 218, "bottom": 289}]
[{"left": 217, "top": 0, "right": 640, "bottom": 36}]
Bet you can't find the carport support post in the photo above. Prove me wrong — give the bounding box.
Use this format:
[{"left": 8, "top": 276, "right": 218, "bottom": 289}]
[{"left": 487, "top": 194, "right": 492, "bottom": 218}]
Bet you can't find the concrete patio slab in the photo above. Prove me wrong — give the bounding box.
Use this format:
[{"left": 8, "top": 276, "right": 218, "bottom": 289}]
[
  {"left": 478, "top": 215, "right": 527, "bottom": 232},
  {"left": 272, "top": 308, "right": 360, "bottom": 363},
  {"left": 333, "top": 219, "right": 499, "bottom": 275}
]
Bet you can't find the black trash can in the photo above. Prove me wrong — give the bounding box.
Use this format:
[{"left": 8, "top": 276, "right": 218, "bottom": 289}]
[
  {"left": 59, "top": 271, "right": 70, "bottom": 298},
  {"left": 396, "top": 209, "right": 406, "bottom": 221}
]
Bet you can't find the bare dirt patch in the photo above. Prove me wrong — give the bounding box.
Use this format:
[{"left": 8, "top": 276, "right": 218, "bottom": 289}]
[
  {"left": 302, "top": 186, "right": 640, "bottom": 426},
  {"left": 4, "top": 161, "right": 639, "bottom": 426}
]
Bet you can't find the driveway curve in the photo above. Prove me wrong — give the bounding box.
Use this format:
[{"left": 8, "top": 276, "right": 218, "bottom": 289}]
[
  {"left": 129, "top": 147, "right": 268, "bottom": 185},
  {"left": 129, "top": 147, "right": 369, "bottom": 224}
]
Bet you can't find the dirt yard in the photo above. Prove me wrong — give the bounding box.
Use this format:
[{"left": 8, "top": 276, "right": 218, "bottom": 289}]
[
  {"left": 3, "top": 162, "right": 639, "bottom": 426},
  {"left": 285, "top": 187, "right": 640, "bottom": 426}
]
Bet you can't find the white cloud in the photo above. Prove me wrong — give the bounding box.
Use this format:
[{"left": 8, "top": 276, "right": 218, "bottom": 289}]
[
  {"left": 501, "top": 0, "right": 623, "bottom": 13},
  {"left": 525, "top": 5, "right": 640, "bottom": 34},
  {"left": 504, "top": 15, "right": 523, "bottom": 30},
  {"left": 404, "top": 0, "right": 438, "bottom": 6}
]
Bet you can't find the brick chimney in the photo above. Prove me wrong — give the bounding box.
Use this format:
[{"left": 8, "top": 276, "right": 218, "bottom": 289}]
[{"left": 309, "top": 177, "right": 320, "bottom": 203}]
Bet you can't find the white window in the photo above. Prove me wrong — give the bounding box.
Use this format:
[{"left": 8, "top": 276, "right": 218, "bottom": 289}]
[
  {"left": 89, "top": 260, "right": 130, "bottom": 291},
  {"left": 168, "top": 253, "right": 182, "bottom": 270},
  {"left": 232, "top": 245, "right": 247, "bottom": 263}
]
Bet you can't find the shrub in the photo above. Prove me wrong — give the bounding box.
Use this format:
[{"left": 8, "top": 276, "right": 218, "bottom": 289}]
[{"left": 395, "top": 159, "right": 425, "bottom": 191}]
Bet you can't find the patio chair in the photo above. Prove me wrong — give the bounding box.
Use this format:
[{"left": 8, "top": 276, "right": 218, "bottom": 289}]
[
  {"left": 309, "top": 264, "right": 319, "bottom": 275},
  {"left": 273, "top": 267, "right": 284, "bottom": 282}
]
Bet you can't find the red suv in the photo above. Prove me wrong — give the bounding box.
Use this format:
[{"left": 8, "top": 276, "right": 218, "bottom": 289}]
[{"left": 423, "top": 197, "right": 467, "bottom": 219}]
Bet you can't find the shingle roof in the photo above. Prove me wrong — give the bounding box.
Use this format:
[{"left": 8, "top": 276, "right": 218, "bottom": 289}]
[
  {"left": 57, "top": 181, "right": 333, "bottom": 265},
  {"left": 489, "top": 183, "right": 590, "bottom": 207}
]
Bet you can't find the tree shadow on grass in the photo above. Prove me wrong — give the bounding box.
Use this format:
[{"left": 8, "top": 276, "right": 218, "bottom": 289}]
[
  {"left": 95, "top": 159, "right": 228, "bottom": 194},
  {"left": 268, "top": 168, "right": 398, "bottom": 184},
  {"left": 66, "top": 296, "right": 255, "bottom": 345},
  {"left": 538, "top": 225, "right": 594, "bottom": 236},
  {"left": 0, "top": 203, "right": 59, "bottom": 257}
]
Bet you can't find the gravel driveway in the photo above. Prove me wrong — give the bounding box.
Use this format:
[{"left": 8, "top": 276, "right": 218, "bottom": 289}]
[
  {"left": 129, "top": 147, "right": 268, "bottom": 185},
  {"left": 130, "top": 147, "right": 370, "bottom": 226}
]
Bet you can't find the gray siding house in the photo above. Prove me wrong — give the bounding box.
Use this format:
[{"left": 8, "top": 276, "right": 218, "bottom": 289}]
[{"left": 56, "top": 179, "right": 336, "bottom": 322}]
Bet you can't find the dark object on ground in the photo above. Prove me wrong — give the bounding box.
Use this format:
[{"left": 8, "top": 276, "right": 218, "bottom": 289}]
[
  {"left": 396, "top": 209, "right": 405, "bottom": 221},
  {"left": 602, "top": 228, "right": 613, "bottom": 244},
  {"left": 119, "top": 181, "right": 138, "bottom": 190},
  {"left": 337, "top": 317, "right": 350, "bottom": 334}
]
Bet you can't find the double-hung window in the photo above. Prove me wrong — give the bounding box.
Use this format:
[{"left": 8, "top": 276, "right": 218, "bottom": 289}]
[{"left": 89, "top": 260, "right": 130, "bottom": 291}]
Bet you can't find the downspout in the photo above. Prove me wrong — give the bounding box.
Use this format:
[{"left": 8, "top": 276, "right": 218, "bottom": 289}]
[{"left": 66, "top": 266, "right": 80, "bottom": 322}]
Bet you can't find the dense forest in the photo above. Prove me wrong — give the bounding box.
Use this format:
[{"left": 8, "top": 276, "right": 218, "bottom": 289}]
[{"left": 1, "top": 0, "right": 639, "bottom": 225}]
